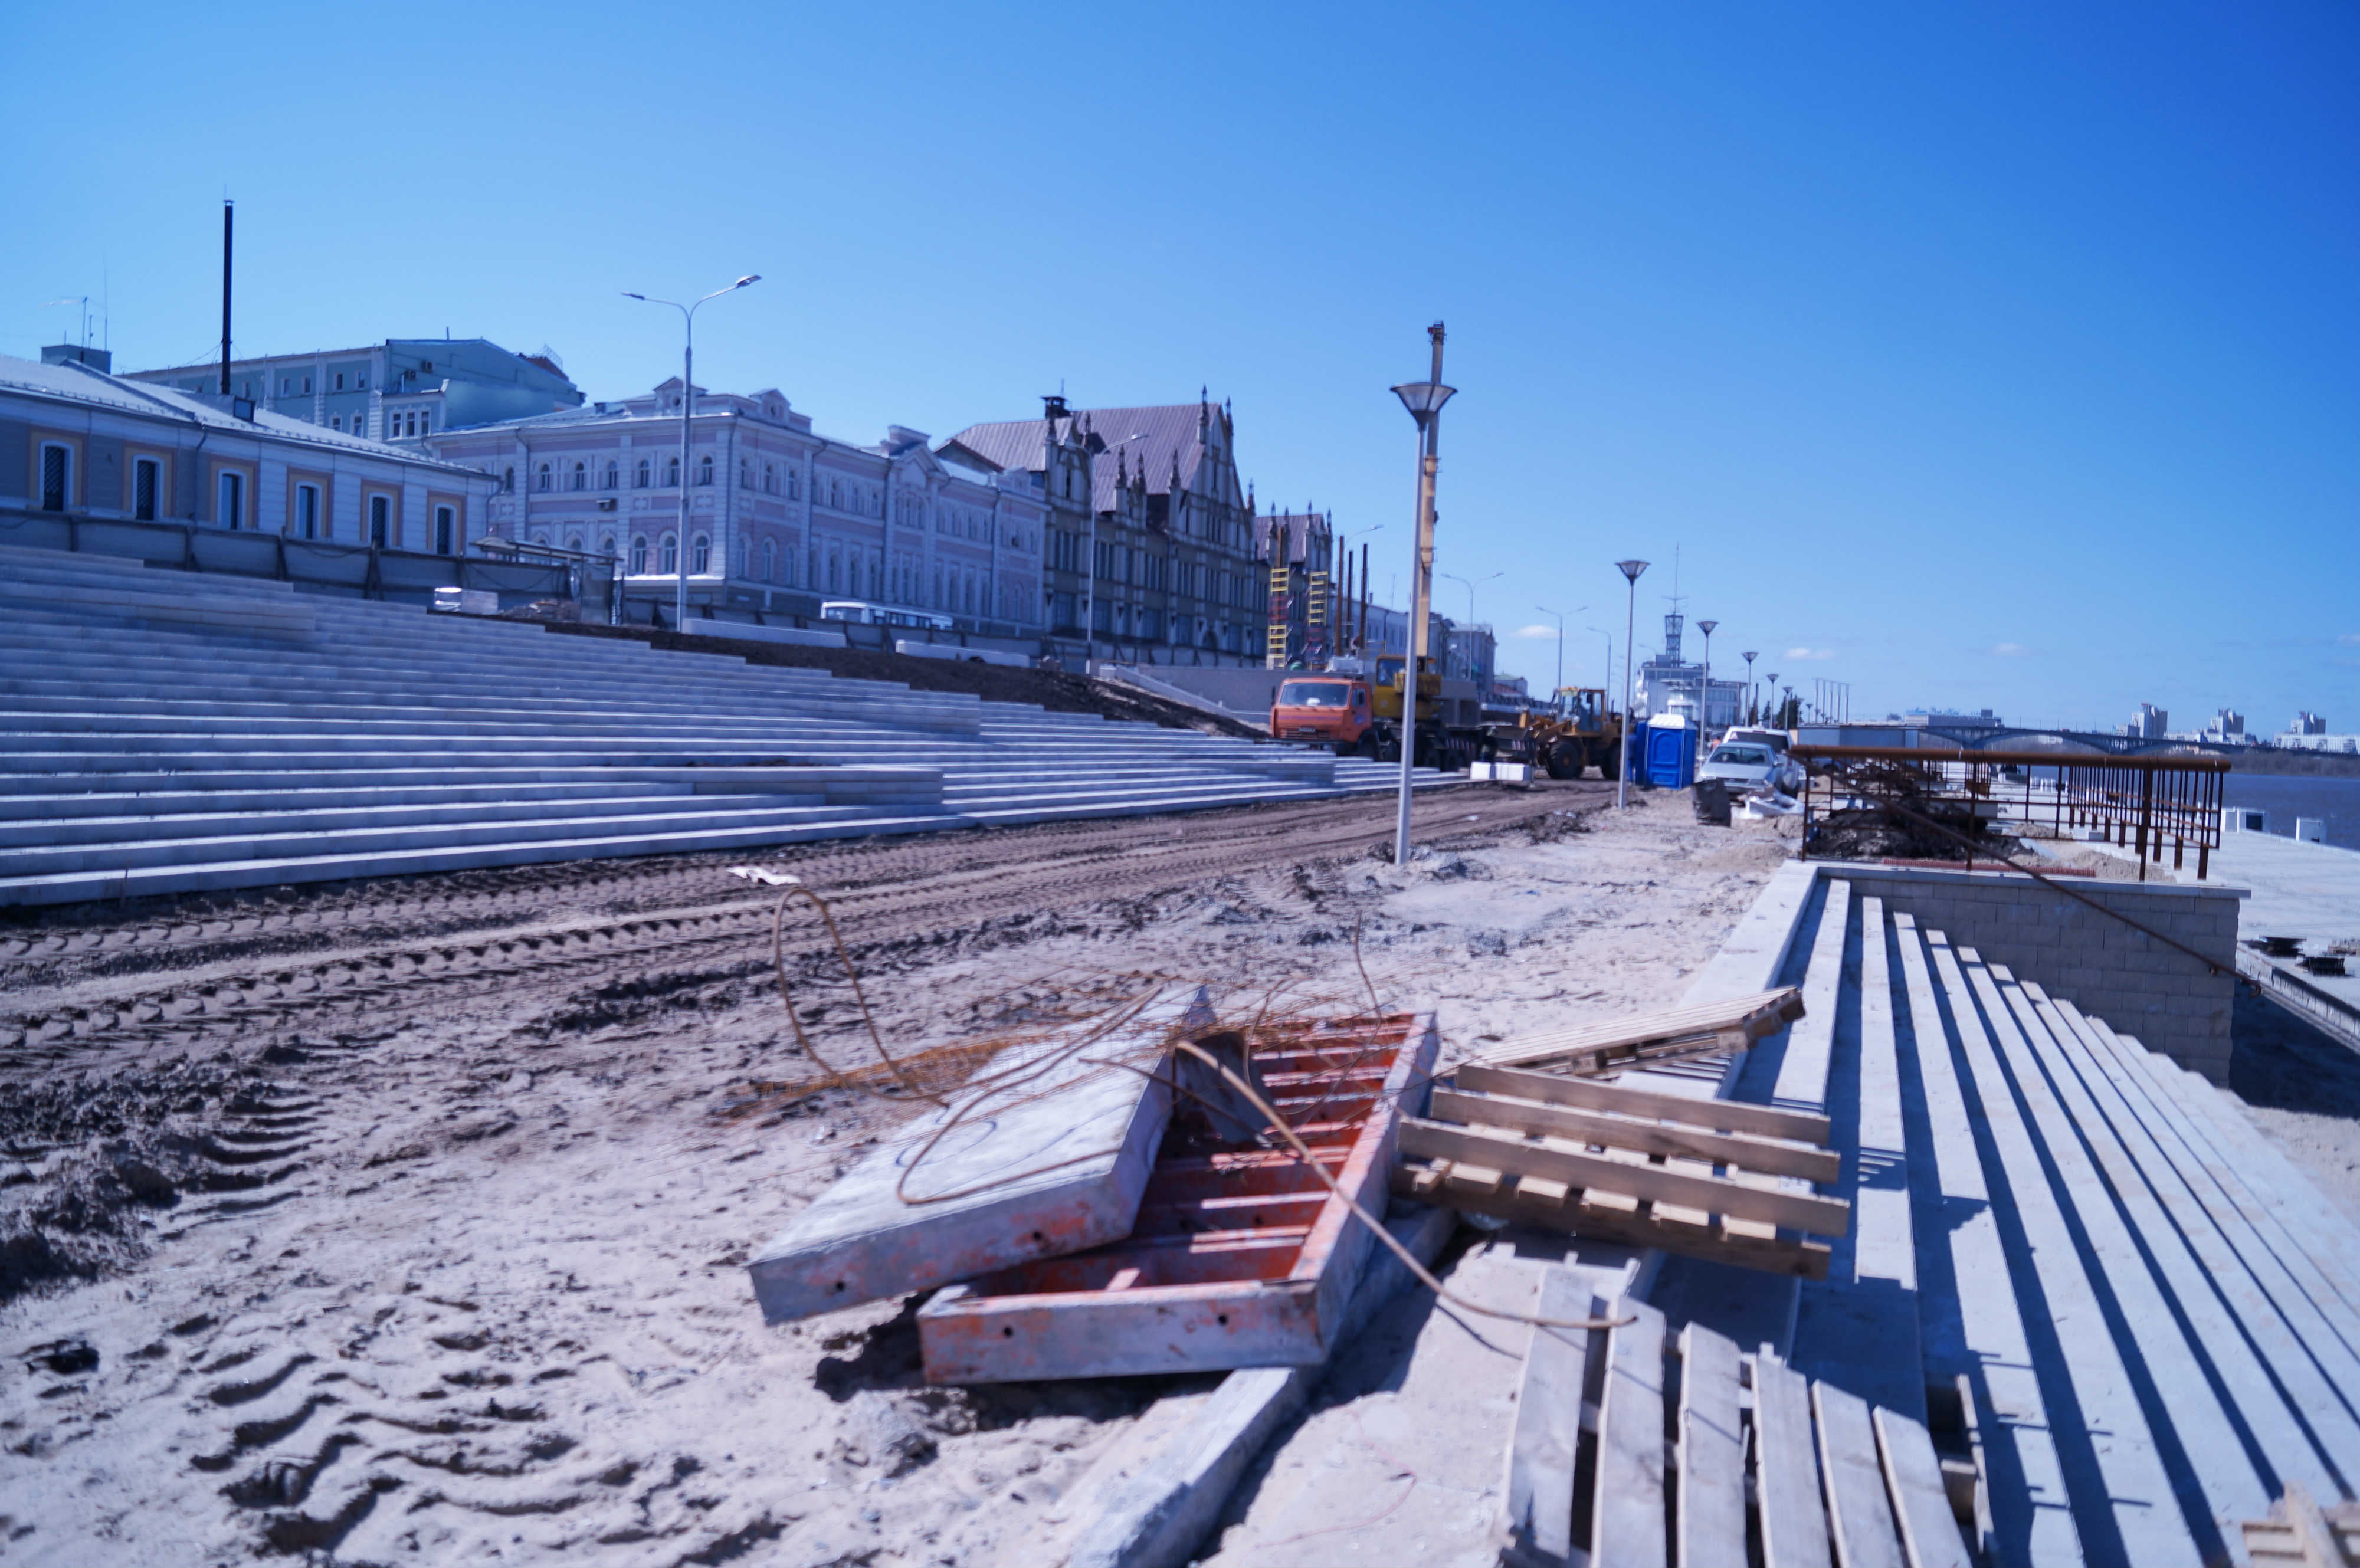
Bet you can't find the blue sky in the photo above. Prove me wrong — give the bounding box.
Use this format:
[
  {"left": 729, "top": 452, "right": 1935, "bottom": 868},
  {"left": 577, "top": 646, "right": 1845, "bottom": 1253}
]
[{"left": 7, "top": 2, "right": 2355, "bottom": 733}]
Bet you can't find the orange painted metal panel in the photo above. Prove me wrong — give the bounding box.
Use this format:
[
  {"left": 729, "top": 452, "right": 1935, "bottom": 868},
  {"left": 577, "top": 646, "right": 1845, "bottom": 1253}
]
[{"left": 916, "top": 1011, "right": 1440, "bottom": 1383}]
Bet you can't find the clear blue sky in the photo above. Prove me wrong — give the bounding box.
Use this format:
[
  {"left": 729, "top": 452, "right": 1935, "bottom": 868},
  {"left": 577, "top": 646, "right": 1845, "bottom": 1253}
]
[{"left": 8, "top": 2, "right": 2356, "bottom": 733}]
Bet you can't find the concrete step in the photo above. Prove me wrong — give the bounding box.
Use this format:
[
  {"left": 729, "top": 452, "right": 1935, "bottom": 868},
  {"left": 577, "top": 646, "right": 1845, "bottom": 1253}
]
[{"left": 0, "top": 789, "right": 835, "bottom": 848}]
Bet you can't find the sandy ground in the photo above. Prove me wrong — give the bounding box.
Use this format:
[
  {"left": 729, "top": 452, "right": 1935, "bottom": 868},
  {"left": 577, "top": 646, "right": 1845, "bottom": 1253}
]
[{"left": 0, "top": 785, "right": 1789, "bottom": 1568}]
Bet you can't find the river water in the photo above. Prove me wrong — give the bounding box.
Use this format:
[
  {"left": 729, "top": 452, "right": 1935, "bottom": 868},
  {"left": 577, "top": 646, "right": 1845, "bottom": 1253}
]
[{"left": 2224, "top": 773, "right": 2360, "bottom": 850}]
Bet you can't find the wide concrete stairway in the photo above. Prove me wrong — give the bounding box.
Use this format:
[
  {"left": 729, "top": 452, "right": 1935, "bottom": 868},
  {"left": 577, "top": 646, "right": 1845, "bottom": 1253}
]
[
  {"left": 0, "top": 546, "right": 1453, "bottom": 907},
  {"left": 1735, "top": 874, "right": 2360, "bottom": 1568}
]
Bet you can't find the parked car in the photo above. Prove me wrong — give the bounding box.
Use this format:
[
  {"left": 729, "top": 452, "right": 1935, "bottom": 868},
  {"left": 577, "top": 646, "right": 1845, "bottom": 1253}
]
[{"left": 1699, "top": 739, "right": 1802, "bottom": 795}]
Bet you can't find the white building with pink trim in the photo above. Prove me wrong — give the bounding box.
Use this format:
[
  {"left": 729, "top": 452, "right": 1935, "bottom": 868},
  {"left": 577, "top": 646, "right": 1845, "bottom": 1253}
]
[{"left": 428, "top": 378, "right": 1046, "bottom": 634}]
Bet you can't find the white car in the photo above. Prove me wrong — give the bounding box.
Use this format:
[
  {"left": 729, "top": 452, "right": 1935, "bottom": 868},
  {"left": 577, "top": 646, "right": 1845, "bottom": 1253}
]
[{"left": 1699, "top": 740, "right": 1802, "bottom": 795}]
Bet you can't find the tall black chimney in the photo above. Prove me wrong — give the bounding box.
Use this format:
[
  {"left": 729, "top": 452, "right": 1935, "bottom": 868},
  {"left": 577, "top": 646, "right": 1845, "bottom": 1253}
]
[{"left": 219, "top": 200, "right": 234, "bottom": 396}]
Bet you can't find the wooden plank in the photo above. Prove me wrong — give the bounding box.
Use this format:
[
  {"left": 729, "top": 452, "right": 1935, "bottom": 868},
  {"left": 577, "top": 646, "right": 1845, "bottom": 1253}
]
[
  {"left": 1874, "top": 1405, "right": 1972, "bottom": 1568},
  {"left": 1677, "top": 1323, "right": 1746, "bottom": 1568},
  {"left": 1486, "top": 1026, "right": 1756, "bottom": 1077},
  {"left": 1892, "top": 919, "right": 2080, "bottom": 1567},
  {"left": 1457, "top": 1061, "right": 1831, "bottom": 1144},
  {"left": 1400, "top": 1116, "right": 1853, "bottom": 1236},
  {"left": 1391, "top": 1163, "right": 1833, "bottom": 1278},
  {"left": 2286, "top": 1482, "right": 2348, "bottom": 1568},
  {"left": 1775, "top": 878, "right": 1853, "bottom": 1113},
  {"left": 1430, "top": 1084, "right": 1842, "bottom": 1183},
  {"left": 2012, "top": 983, "right": 2359, "bottom": 1497},
  {"left": 1502, "top": 1265, "right": 1593, "bottom": 1566},
  {"left": 1812, "top": 1380, "right": 1905, "bottom": 1568},
  {"left": 1938, "top": 946, "right": 2200, "bottom": 1566},
  {"left": 1481, "top": 986, "right": 1805, "bottom": 1066},
  {"left": 1591, "top": 1294, "right": 1669, "bottom": 1568},
  {"left": 1754, "top": 1350, "right": 1834, "bottom": 1568},
  {"left": 746, "top": 999, "right": 1182, "bottom": 1322}
]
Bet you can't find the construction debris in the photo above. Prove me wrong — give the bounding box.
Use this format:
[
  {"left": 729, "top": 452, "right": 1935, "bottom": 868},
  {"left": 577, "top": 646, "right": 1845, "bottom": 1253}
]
[
  {"left": 2243, "top": 1483, "right": 2360, "bottom": 1567},
  {"left": 1398, "top": 1061, "right": 1847, "bottom": 1278},
  {"left": 1477, "top": 985, "right": 1805, "bottom": 1074}
]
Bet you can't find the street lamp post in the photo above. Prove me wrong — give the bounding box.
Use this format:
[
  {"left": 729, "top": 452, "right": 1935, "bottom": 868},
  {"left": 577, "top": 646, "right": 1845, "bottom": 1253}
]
[
  {"left": 1536, "top": 605, "right": 1566, "bottom": 696},
  {"left": 1696, "top": 618, "right": 1718, "bottom": 736},
  {"left": 1741, "top": 650, "right": 1758, "bottom": 724},
  {"left": 1390, "top": 324, "right": 1456, "bottom": 867},
  {"left": 1615, "top": 560, "right": 1648, "bottom": 809},
  {"left": 624, "top": 274, "right": 761, "bottom": 633}
]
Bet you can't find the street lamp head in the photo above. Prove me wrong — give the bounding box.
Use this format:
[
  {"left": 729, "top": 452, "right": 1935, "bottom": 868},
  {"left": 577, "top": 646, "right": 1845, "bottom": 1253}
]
[
  {"left": 735, "top": 275, "right": 761, "bottom": 288},
  {"left": 1617, "top": 559, "right": 1648, "bottom": 583},
  {"left": 1742, "top": 650, "right": 1758, "bottom": 663},
  {"left": 1391, "top": 381, "right": 1457, "bottom": 427},
  {"left": 622, "top": 291, "right": 646, "bottom": 301},
  {"left": 1697, "top": 619, "right": 1718, "bottom": 636}
]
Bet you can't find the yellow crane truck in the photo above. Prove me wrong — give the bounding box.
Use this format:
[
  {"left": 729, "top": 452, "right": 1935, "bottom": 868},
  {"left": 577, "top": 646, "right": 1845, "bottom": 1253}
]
[{"left": 1267, "top": 655, "right": 1487, "bottom": 769}]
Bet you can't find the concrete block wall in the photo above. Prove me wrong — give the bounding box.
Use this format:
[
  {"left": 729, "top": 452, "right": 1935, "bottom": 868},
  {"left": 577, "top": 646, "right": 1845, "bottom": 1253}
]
[{"left": 1825, "top": 864, "right": 2245, "bottom": 1081}]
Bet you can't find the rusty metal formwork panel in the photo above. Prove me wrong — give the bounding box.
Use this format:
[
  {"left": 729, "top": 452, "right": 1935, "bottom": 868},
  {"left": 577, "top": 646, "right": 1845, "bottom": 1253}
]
[{"left": 916, "top": 1011, "right": 1440, "bottom": 1383}]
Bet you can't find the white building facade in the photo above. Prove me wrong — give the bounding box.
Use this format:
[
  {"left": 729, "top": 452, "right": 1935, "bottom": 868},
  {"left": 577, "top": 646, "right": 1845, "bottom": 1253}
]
[{"left": 428, "top": 380, "right": 1046, "bottom": 634}]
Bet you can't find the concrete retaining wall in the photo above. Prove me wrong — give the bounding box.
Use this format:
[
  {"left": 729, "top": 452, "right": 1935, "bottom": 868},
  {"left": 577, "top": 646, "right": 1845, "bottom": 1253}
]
[{"left": 1824, "top": 863, "right": 2246, "bottom": 1081}]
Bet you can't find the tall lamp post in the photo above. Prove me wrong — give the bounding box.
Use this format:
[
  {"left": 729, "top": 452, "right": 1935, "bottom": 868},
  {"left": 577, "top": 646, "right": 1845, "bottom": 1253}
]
[
  {"left": 1390, "top": 323, "right": 1455, "bottom": 867},
  {"left": 1740, "top": 650, "right": 1758, "bottom": 724},
  {"left": 624, "top": 274, "right": 761, "bottom": 632},
  {"left": 1696, "top": 618, "right": 1718, "bottom": 736},
  {"left": 1615, "top": 560, "right": 1648, "bottom": 809},
  {"left": 1536, "top": 605, "right": 1566, "bottom": 696}
]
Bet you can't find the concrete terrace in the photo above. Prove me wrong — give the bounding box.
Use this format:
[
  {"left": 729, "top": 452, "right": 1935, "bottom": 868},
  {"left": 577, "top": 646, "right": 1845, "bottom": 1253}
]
[{"left": 0, "top": 544, "right": 1456, "bottom": 907}]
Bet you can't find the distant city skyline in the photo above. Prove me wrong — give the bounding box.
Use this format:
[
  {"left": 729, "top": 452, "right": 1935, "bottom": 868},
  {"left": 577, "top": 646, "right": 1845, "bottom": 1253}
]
[{"left": 6, "top": 3, "right": 2354, "bottom": 726}]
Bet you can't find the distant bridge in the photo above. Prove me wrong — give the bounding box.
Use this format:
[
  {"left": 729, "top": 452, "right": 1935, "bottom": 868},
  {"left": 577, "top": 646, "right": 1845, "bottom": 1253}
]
[{"left": 1800, "top": 721, "right": 2246, "bottom": 759}]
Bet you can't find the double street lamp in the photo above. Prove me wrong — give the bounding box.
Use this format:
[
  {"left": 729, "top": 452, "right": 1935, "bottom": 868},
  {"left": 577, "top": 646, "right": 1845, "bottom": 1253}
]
[
  {"left": 1390, "top": 324, "right": 1455, "bottom": 867},
  {"left": 1696, "top": 618, "right": 1718, "bottom": 735},
  {"left": 1742, "top": 650, "right": 1758, "bottom": 724},
  {"left": 624, "top": 274, "right": 761, "bottom": 632}
]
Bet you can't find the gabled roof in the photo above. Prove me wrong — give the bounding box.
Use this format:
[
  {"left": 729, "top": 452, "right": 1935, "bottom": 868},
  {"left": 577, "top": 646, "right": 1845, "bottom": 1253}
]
[
  {"left": 946, "top": 401, "right": 1230, "bottom": 515},
  {"left": 0, "top": 352, "right": 477, "bottom": 472}
]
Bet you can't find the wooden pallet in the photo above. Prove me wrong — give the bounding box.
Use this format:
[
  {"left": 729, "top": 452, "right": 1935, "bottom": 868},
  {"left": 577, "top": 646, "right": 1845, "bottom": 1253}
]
[
  {"left": 1477, "top": 986, "right": 1804, "bottom": 1075},
  {"left": 1502, "top": 1284, "right": 1973, "bottom": 1568},
  {"left": 915, "top": 1012, "right": 1438, "bottom": 1382},
  {"left": 2244, "top": 1485, "right": 2360, "bottom": 1567},
  {"left": 1396, "top": 1061, "right": 1846, "bottom": 1278}
]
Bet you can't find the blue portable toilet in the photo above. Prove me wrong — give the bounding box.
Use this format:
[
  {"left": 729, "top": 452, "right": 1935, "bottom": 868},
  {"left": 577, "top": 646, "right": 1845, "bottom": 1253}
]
[{"left": 1643, "top": 713, "right": 1700, "bottom": 789}]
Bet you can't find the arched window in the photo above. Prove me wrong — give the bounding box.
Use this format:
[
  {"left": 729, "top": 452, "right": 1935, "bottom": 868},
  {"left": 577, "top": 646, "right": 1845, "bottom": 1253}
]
[
  {"left": 761, "top": 539, "right": 775, "bottom": 582},
  {"left": 601, "top": 534, "right": 617, "bottom": 560},
  {"left": 565, "top": 532, "right": 583, "bottom": 553},
  {"left": 531, "top": 529, "right": 549, "bottom": 545},
  {"left": 502, "top": 467, "right": 514, "bottom": 493},
  {"left": 571, "top": 461, "right": 586, "bottom": 491},
  {"left": 604, "top": 461, "right": 618, "bottom": 490},
  {"left": 691, "top": 533, "right": 710, "bottom": 573},
  {"left": 536, "top": 463, "right": 552, "bottom": 491},
  {"left": 636, "top": 458, "right": 650, "bottom": 488},
  {"left": 867, "top": 555, "right": 881, "bottom": 598},
  {"left": 667, "top": 455, "right": 680, "bottom": 487},
  {"left": 660, "top": 532, "right": 678, "bottom": 575},
  {"left": 630, "top": 535, "right": 648, "bottom": 573},
  {"left": 827, "top": 548, "right": 841, "bottom": 593},
  {"left": 763, "top": 464, "right": 776, "bottom": 494},
  {"left": 697, "top": 455, "right": 713, "bottom": 487}
]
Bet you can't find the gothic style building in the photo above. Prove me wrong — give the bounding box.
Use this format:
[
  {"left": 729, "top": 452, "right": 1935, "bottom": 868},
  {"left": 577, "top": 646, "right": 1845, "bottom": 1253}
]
[{"left": 940, "top": 392, "right": 1264, "bottom": 664}]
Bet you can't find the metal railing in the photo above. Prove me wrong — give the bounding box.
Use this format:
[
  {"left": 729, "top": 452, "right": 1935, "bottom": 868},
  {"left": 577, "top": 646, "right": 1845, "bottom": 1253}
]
[{"left": 1793, "top": 745, "right": 2230, "bottom": 880}]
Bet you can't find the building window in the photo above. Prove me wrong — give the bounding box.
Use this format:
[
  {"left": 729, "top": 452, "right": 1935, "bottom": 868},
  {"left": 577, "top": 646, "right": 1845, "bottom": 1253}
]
[
  {"left": 761, "top": 539, "right": 775, "bottom": 582},
  {"left": 740, "top": 458, "right": 750, "bottom": 488},
  {"left": 763, "top": 463, "right": 776, "bottom": 494},
  {"left": 692, "top": 533, "right": 710, "bottom": 573},
  {"left": 334, "top": 373, "right": 345, "bottom": 391},
  {"left": 636, "top": 458, "right": 650, "bottom": 488},
  {"left": 331, "top": 415, "right": 343, "bottom": 432},
  {"left": 303, "top": 375, "right": 313, "bottom": 394},
  {"left": 435, "top": 506, "right": 455, "bottom": 556},
  {"left": 660, "top": 533, "right": 678, "bottom": 575},
  {"left": 297, "top": 483, "right": 321, "bottom": 540},
  {"left": 358, "top": 374, "right": 367, "bottom": 390},
  {"left": 369, "top": 494, "right": 389, "bottom": 547},
  {"left": 537, "top": 463, "right": 552, "bottom": 491},
  {"left": 502, "top": 467, "right": 514, "bottom": 492},
  {"left": 830, "top": 478, "right": 842, "bottom": 510},
  {"left": 38, "top": 443, "right": 70, "bottom": 511},
  {"left": 600, "top": 534, "right": 616, "bottom": 561},
  {"left": 630, "top": 535, "right": 648, "bottom": 573},
  {"left": 133, "top": 458, "right": 160, "bottom": 521},
  {"left": 667, "top": 455, "right": 680, "bottom": 487},
  {"left": 604, "top": 461, "right": 618, "bottom": 490},
  {"left": 217, "top": 470, "right": 245, "bottom": 529},
  {"left": 697, "top": 455, "right": 713, "bottom": 487},
  {"left": 571, "top": 461, "right": 586, "bottom": 492}
]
